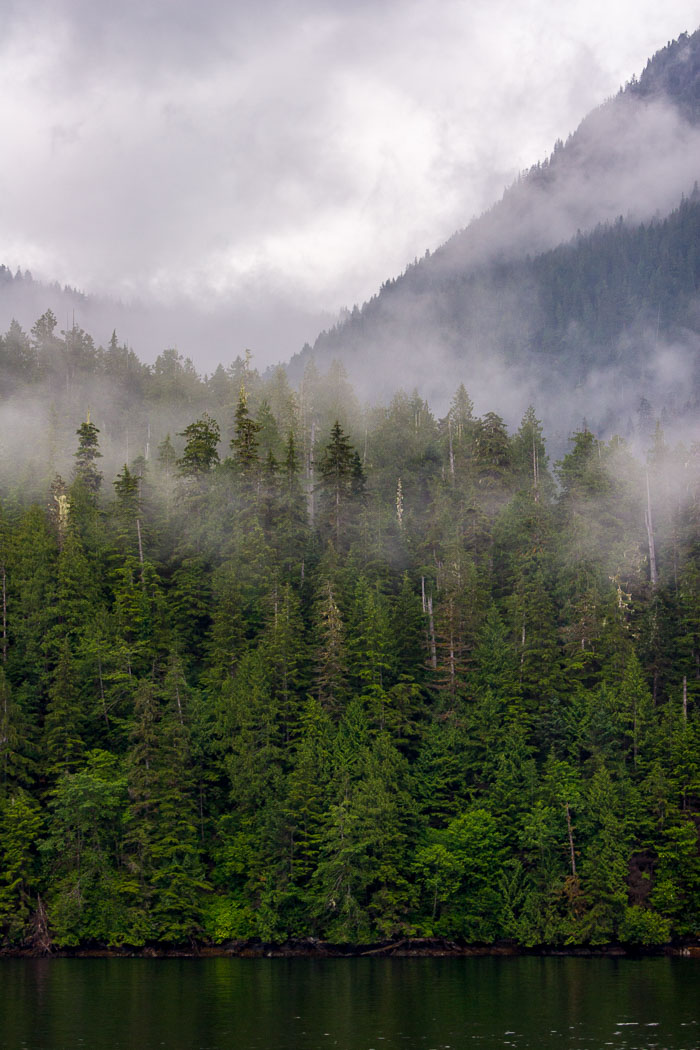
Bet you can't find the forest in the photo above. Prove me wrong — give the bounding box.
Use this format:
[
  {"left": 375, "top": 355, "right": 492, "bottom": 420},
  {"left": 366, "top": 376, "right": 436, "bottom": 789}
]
[
  {"left": 0, "top": 314, "right": 698, "bottom": 951},
  {"left": 301, "top": 194, "right": 700, "bottom": 438}
]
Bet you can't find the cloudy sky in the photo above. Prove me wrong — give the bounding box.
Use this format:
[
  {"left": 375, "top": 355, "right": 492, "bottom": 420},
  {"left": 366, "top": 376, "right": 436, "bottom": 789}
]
[{"left": 1, "top": 0, "right": 698, "bottom": 367}]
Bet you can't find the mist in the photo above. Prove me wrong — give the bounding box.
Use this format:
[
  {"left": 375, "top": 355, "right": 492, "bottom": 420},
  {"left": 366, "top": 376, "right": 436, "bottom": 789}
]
[
  {"left": 295, "top": 64, "right": 700, "bottom": 452},
  {"left": 2, "top": 2, "right": 699, "bottom": 373}
]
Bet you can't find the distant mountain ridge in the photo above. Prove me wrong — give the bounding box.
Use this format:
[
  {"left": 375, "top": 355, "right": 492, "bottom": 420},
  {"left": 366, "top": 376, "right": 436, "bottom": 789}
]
[{"left": 292, "top": 28, "right": 700, "bottom": 443}]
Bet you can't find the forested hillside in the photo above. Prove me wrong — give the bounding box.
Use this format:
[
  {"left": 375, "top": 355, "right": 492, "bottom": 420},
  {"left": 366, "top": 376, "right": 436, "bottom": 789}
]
[
  {"left": 293, "top": 30, "right": 700, "bottom": 434},
  {"left": 303, "top": 195, "right": 700, "bottom": 439},
  {"left": 0, "top": 324, "right": 698, "bottom": 949}
]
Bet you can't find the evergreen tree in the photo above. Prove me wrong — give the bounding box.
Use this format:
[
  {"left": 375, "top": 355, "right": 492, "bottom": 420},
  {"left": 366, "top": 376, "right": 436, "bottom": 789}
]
[
  {"left": 317, "top": 421, "right": 363, "bottom": 548},
  {"left": 177, "top": 415, "right": 221, "bottom": 477},
  {"left": 230, "top": 386, "right": 261, "bottom": 480},
  {"left": 73, "top": 416, "right": 103, "bottom": 495}
]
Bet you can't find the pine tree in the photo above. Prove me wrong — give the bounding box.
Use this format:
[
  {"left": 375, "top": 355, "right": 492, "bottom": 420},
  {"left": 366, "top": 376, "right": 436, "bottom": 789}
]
[
  {"left": 511, "top": 406, "right": 550, "bottom": 499},
  {"left": 314, "top": 581, "right": 348, "bottom": 715},
  {"left": 230, "top": 386, "right": 261, "bottom": 480},
  {"left": 113, "top": 464, "right": 144, "bottom": 562},
  {"left": 177, "top": 415, "right": 221, "bottom": 477},
  {"left": 73, "top": 416, "right": 103, "bottom": 495},
  {"left": 0, "top": 668, "right": 34, "bottom": 794},
  {"left": 157, "top": 434, "right": 177, "bottom": 479},
  {"left": 44, "top": 639, "right": 85, "bottom": 776},
  {"left": 276, "top": 431, "right": 308, "bottom": 579},
  {"left": 317, "top": 421, "right": 363, "bottom": 548}
]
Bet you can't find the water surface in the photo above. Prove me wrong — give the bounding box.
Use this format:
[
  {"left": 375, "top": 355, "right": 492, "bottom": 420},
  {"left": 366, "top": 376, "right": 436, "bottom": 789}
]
[{"left": 1, "top": 956, "right": 697, "bottom": 1050}]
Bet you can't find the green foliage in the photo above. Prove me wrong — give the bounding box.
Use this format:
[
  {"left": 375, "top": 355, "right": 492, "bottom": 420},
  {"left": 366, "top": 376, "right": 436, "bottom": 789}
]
[
  {"left": 74, "top": 419, "right": 103, "bottom": 495},
  {"left": 0, "top": 350, "right": 698, "bottom": 950},
  {"left": 0, "top": 789, "right": 42, "bottom": 943},
  {"left": 40, "top": 750, "right": 129, "bottom": 945},
  {"left": 177, "top": 414, "right": 221, "bottom": 477},
  {"left": 415, "top": 809, "right": 507, "bottom": 939}
]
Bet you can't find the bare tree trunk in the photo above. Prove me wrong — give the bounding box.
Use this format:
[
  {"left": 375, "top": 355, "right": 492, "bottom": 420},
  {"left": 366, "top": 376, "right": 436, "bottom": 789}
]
[
  {"left": 449, "top": 627, "right": 456, "bottom": 698},
  {"left": 31, "top": 896, "right": 53, "bottom": 955},
  {"left": 427, "top": 597, "right": 437, "bottom": 670},
  {"left": 683, "top": 675, "right": 687, "bottom": 723},
  {"left": 97, "top": 654, "right": 109, "bottom": 727},
  {"left": 422, "top": 578, "right": 437, "bottom": 670},
  {"left": 174, "top": 674, "right": 184, "bottom": 726},
  {"left": 532, "top": 432, "right": 539, "bottom": 501},
  {"left": 645, "top": 471, "right": 658, "bottom": 588},
  {"left": 336, "top": 485, "right": 341, "bottom": 548},
  {"left": 1, "top": 563, "right": 6, "bottom": 665},
  {"left": 136, "top": 518, "right": 145, "bottom": 585},
  {"left": 448, "top": 418, "right": 455, "bottom": 481},
  {"left": 308, "top": 419, "right": 316, "bottom": 526},
  {"left": 565, "top": 803, "right": 577, "bottom": 878}
]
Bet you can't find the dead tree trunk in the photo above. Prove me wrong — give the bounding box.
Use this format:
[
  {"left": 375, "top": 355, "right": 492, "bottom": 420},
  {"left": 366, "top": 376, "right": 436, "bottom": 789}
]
[
  {"left": 448, "top": 418, "right": 455, "bottom": 482},
  {"left": 136, "top": 518, "right": 145, "bottom": 584},
  {"left": 565, "top": 802, "right": 577, "bottom": 878},
  {"left": 532, "top": 432, "right": 539, "bottom": 502},
  {"left": 421, "top": 577, "right": 437, "bottom": 670},
  {"left": 645, "top": 471, "right": 658, "bottom": 588},
  {"left": 1, "top": 563, "right": 6, "bottom": 665},
  {"left": 307, "top": 419, "right": 316, "bottom": 526}
]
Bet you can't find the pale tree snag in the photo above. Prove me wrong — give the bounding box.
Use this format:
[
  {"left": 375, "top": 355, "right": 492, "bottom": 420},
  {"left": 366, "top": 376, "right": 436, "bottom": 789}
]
[
  {"left": 421, "top": 577, "right": 437, "bottom": 670},
  {"left": 565, "top": 802, "right": 577, "bottom": 878},
  {"left": 1, "top": 562, "right": 6, "bottom": 665},
  {"left": 136, "top": 517, "right": 145, "bottom": 583},
  {"left": 307, "top": 419, "right": 316, "bottom": 526},
  {"left": 532, "top": 431, "right": 539, "bottom": 502},
  {"left": 427, "top": 596, "right": 437, "bottom": 671},
  {"left": 395, "top": 478, "right": 404, "bottom": 529},
  {"left": 645, "top": 471, "right": 658, "bottom": 588},
  {"left": 448, "top": 418, "right": 455, "bottom": 481},
  {"left": 136, "top": 471, "right": 146, "bottom": 586}
]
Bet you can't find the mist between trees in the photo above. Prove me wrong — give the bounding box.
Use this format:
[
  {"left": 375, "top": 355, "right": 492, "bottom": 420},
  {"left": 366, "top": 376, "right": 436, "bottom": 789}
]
[{"left": 0, "top": 316, "right": 698, "bottom": 950}]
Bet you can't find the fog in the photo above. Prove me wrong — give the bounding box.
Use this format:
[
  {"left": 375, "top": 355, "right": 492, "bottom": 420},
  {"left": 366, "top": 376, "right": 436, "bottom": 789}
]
[
  {"left": 1, "top": 15, "right": 699, "bottom": 472},
  {"left": 1, "top": 2, "right": 699, "bottom": 371},
  {"left": 295, "top": 75, "right": 700, "bottom": 452}
]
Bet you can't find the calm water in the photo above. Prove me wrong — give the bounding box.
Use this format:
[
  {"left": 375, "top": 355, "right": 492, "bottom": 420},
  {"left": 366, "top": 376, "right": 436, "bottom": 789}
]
[{"left": 0, "top": 957, "right": 698, "bottom": 1050}]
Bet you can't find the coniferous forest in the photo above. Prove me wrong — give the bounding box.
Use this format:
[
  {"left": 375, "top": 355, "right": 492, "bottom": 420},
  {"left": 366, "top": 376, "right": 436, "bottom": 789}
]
[{"left": 0, "top": 313, "right": 699, "bottom": 952}]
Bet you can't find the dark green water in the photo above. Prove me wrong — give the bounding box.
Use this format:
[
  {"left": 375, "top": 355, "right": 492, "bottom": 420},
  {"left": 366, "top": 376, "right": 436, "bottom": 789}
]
[{"left": 0, "top": 957, "right": 698, "bottom": 1050}]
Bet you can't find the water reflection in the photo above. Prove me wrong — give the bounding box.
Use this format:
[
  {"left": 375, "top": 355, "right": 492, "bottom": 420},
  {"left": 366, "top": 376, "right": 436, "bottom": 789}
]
[{"left": 0, "top": 957, "right": 698, "bottom": 1050}]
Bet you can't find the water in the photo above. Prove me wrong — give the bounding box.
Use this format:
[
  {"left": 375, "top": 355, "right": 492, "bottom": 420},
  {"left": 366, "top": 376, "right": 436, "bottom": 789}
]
[{"left": 0, "top": 957, "right": 698, "bottom": 1050}]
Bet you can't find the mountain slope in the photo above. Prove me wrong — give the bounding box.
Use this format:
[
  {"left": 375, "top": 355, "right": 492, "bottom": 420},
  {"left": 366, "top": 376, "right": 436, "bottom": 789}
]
[{"left": 293, "top": 29, "right": 700, "bottom": 443}]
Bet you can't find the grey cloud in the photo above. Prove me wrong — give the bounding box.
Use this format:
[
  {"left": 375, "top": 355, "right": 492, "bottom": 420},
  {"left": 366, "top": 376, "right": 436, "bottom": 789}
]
[{"left": 1, "top": 1, "right": 699, "bottom": 372}]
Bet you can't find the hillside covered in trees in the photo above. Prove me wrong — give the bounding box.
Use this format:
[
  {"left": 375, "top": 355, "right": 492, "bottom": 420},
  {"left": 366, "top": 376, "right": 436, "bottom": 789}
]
[
  {"left": 0, "top": 321, "right": 698, "bottom": 950},
  {"left": 299, "top": 195, "right": 700, "bottom": 439},
  {"left": 293, "top": 30, "right": 700, "bottom": 437}
]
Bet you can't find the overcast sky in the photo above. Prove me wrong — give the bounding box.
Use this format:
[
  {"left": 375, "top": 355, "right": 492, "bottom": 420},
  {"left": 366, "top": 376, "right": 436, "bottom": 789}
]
[{"left": 1, "top": 0, "right": 698, "bottom": 366}]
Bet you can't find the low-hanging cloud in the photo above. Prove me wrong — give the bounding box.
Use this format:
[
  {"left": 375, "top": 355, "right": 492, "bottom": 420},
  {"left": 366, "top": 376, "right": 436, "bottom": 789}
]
[{"left": 1, "top": 1, "right": 699, "bottom": 370}]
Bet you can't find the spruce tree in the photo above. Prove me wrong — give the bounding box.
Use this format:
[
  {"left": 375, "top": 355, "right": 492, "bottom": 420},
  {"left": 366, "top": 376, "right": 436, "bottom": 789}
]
[{"left": 74, "top": 416, "right": 103, "bottom": 495}]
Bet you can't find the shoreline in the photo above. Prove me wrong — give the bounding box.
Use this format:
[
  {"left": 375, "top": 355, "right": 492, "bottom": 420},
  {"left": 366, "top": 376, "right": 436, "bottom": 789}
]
[{"left": 2, "top": 938, "right": 700, "bottom": 960}]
